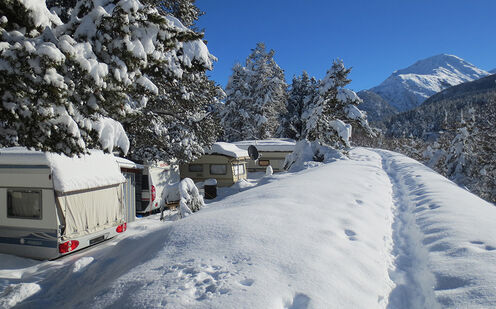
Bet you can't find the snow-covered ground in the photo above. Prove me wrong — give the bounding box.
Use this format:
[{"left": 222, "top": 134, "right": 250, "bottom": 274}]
[{"left": 1, "top": 148, "right": 495, "bottom": 308}]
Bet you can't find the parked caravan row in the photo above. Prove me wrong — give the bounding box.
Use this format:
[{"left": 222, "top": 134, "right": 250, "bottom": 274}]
[
  {"left": 234, "top": 139, "right": 296, "bottom": 172},
  {"left": 0, "top": 148, "right": 127, "bottom": 260},
  {"left": 179, "top": 142, "right": 250, "bottom": 187}
]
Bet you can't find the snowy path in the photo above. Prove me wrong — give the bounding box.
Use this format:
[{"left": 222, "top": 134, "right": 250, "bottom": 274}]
[
  {"left": 374, "top": 149, "right": 496, "bottom": 309},
  {"left": 375, "top": 150, "right": 439, "bottom": 309}
]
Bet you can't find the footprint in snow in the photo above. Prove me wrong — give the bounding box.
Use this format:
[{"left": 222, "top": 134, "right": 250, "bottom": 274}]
[
  {"left": 344, "top": 229, "right": 357, "bottom": 241},
  {"left": 469, "top": 241, "right": 496, "bottom": 252},
  {"left": 284, "top": 293, "right": 311, "bottom": 309},
  {"left": 239, "top": 278, "right": 254, "bottom": 286}
]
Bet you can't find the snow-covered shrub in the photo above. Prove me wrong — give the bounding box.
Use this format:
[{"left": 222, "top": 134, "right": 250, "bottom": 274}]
[
  {"left": 179, "top": 178, "right": 204, "bottom": 218},
  {"left": 284, "top": 139, "right": 346, "bottom": 172}
]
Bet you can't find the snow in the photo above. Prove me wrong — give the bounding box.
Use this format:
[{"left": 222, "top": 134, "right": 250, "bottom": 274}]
[
  {"left": 93, "top": 117, "right": 130, "bottom": 155},
  {"left": 19, "top": 0, "right": 62, "bottom": 29},
  {"left": 337, "top": 88, "right": 361, "bottom": 103},
  {"left": 329, "top": 119, "right": 352, "bottom": 146},
  {"left": 58, "top": 36, "right": 109, "bottom": 87},
  {"left": 72, "top": 257, "right": 94, "bottom": 273},
  {"left": 136, "top": 75, "right": 158, "bottom": 95},
  {"left": 205, "top": 142, "right": 249, "bottom": 158},
  {"left": 370, "top": 54, "right": 490, "bottom": 111},
  {"left": 284, "top": 140, "right": 346, "bottom": 172},
  {"left": 1, "top": 148, "right": 496, "bottom": 308},
  {"left": 0, "top": 148, "right": 125, "bottom": 193},
  {"left": 178, "top": 178, "right": 204, "bottom": 217},
  {"left": 0, "top": 283, "right": 41, "bottom": 309},
  {"left": 35, "top": 43, "right": 65, "bottom": 63},
  {"left": 180, "top": 40, "right": 215, "bottom": 70},
  {"left": 204, "top": 178, "right": 217, "bottom": 186},
  {"left": 115, "top": 157, "right": 143, "bottom": 169},
  {"left": 345, "top": 104, "right": 366, "bottom": 120},
  {"left": 233, "top": 138, "right": 296, "bottom": 152}
]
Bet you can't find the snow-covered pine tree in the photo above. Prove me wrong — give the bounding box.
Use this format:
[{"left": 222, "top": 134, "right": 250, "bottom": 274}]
[
  {"left": 304, "top": 59, "right": 372, "bottom": 150},
  {"left": 245, "top": 43, "right": 287, "bottom": 139},
  {"left": 67, "top": 0, "right": 221, "bottom": 163},
  {"left": 221, "top": 63, "right": 251, "bottom": 141},
  {"left": 0, "top": 0, "right": 118, "bottom": 155},
  {"left": 280, "top": 71, "right": 317, "bottom": 140},
  {"left": 444, "top": 108, "right": 476, "bottom": 186},
  {"left": 2, "top": 0, "right": 221, "bottom": 162},
  {"left": 222, "top": 43, "right": 287, "bottom": 141}
]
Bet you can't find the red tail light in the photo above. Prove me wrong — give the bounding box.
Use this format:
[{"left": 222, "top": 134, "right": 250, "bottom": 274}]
[
  {"left": 151, "top": 185, "right": 156, "bottom": 202},
  {"left": 59, "top": 240, "right": 79, "bottom": 254},
  {"left": 116, "top": 223, "right": 127, "bottom": 233}
]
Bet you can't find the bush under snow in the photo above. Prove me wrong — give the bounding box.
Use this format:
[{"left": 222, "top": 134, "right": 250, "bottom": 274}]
[
  {"left": 178, "top": 178, "right": 204, "bottom": 218},
  {"left": 284, "top": 139, "right": 346, "bottom": 172}
]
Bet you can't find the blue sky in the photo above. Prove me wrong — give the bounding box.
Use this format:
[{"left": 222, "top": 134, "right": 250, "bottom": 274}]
[{"left": 196, "top": 0, "right": 496, "bottom": 91}]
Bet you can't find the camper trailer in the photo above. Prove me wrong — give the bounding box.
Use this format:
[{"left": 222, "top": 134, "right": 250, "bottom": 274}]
[
  {"left": 179, "top": 142, "right": 249, "bottom": 187},
  {"left": 234, "top": 139, "right": 296, "bottom": 172},
  {"left": 137, "top": 162, "right": 180, "bottom": 214},
  {"left": 0, "top": 148, "right": 127, "bottom": 260}
]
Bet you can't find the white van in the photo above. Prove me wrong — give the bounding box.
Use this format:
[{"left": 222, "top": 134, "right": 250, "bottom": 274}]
[{"left": 0, "top": 148, "right": 127, "bottom": 260}]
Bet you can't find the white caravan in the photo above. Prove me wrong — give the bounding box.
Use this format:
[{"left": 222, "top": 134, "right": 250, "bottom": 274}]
[
  {"left": 138, "top": 162, "right": 180, "bottom": 214},
  {"left": 0, "top": 148, "right": 127, "bottom": 260}
]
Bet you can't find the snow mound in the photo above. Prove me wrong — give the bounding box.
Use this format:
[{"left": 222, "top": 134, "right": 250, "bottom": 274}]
[
  {"left": 0, "top": 283, "right": 41, "bottom": 309},
  {"left": 73, "top": 257, "right": 94, "bottom": 273},
  {"left": 284, "top": 140, "right": 346, "bottom": 172}
]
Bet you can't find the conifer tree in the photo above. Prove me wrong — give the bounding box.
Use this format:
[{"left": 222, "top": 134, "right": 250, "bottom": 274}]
[
  {"left": 0, "top": 0, "right": 105, "bottom": 155},
  {"left": 280, "top": 71, "right": 317, "bottom": 140},
  {"left": 221, "top": 63, "right": 250, "bottom": 141},
  {"left": 222, "top": 42, "right": 287, "bottom": 141},
  {"left": 1, "top": 0, "right": 221, "bottom": 162},
  {"left": 305, "top": 59, "right": 372, "bottom": 149}
]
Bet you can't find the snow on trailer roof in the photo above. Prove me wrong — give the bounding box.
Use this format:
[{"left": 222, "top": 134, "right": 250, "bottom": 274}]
[
  {"left": 233, "top": 138, "right": 296, "bottom": 152},
  {"left": 205, "top": 142, "right": 249, "bottom": 158},
  {"left": 0, "top": 147, "right": 125, "bottom": 193},
  {"left": 115, "top": 157, "right": 144, "bottom": 170}
]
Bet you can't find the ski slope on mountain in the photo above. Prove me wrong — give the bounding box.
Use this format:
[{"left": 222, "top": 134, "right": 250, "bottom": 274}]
[{"left": 1, "top": 148, "right": 495, "bottom": 308}]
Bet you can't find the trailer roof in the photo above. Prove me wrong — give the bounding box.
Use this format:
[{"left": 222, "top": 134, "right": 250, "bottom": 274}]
[
  {"left": 115, "top": 157, "right": 144, "bottom": 170},
  {"left": 233, "top": 139, "right": 296, "bottom": 152},
  {"left": 205, "top": 142, "right": 249, "bottom": 158},
  {"left": 0, "top": 148, "right": 125, "bottom": 193}
]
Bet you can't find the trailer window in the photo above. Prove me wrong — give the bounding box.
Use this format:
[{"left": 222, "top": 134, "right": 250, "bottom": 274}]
[
  {"left": 210, "top": 164, "right": 227, "bottom": 175},
  {"left": 233, "top": 164, "right": 245, "bottom": 176},
  {"left": 7, "top": 189, "right": 42, "bottom": 220},
  {"left": 188, "top": 164, "right": 203, "bottom": 173},
  {"left": 258, "top": 160, "right": 270, "bottom": 166}
]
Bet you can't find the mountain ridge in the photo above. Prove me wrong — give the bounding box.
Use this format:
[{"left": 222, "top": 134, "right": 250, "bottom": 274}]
[
  {"left": 358, "top": 54, "right": 489, "bottom": 121},
  {"left": 371, "top": 54, "right": 489, "bottom": 112}
]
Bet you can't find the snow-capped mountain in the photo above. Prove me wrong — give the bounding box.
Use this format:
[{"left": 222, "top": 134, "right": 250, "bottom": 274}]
[
  {"left": 369, "top": 54, "right": 489, "bottom": 112},
  {"left": 490, "top": 68, "right": 496, "bottom": 74}
]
